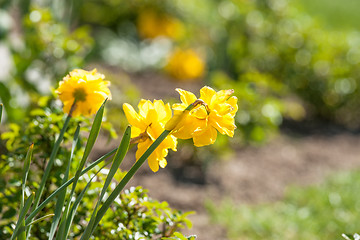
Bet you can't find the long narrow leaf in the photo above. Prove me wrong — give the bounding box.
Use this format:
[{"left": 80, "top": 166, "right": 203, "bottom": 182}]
[
  {"left": 10, "top": 192, "right": 34, "bottom": 240},
  {"left": 21, "top": 144, "right": 34, "bottom": 207},
  {"left": 99, "top": 126, "right": 131, "bottom": 201},
  {"left": 58, "top": 100, "right": 106, "bottom": 239},
  {"left": 67, "top": 100, "right": 106, "bottom": 201},
  {"left": 24, "top": 148, "right": 117, "bottom": 226},
  {"left": 18, "top": 144, "right": 34, "bottom": 240},
  {"left": 90, "top": 130, "right": 171, "bottom": 236},
  {"left": 61, "top": 164, "right": 106, "bottom": 240},
  {"left": 49, "top": 125, "right": 80, "bottom": 240},
  {"left": 28, "top": 112, "right": 72, "bottom": 237},
  {"left": 80, "top": 126, "right": 131, "bottom": 240}
]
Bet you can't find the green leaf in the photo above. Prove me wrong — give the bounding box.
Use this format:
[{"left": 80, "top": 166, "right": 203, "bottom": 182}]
[
  {"left": 28, "top": 111, "right": 72, "bottom": 235},
  {"left": 89, "top": 130, "right": 171, "bottom": 236},
  {"left": 24, "top": 147, "right": 117, "bottom": 226},
  {"left": 21, "top": 144, "right": 34, "bottom": 208},
  {"left": 18, "top": 144, "right": 34, "bottom": 240},
  {"left": 62, "top": 164, "right": 106, "bottom": 240},
  {"left": 60, "top": 100, "right": 106, "bottom": 239},
  {"left": 49, "top": 125, "right": 80, "bottom": 240},
  {"left": 26, "top": 214, "right": 55, "bottom": 228},
  {"left": 10, "top": 192, "right": 34, "bottom": 240},
  {"left": 80, "top": 126, "right": 131, "bottom": 240}
]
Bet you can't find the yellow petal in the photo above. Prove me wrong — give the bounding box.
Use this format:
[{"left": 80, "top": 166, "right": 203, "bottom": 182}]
[
  {"left": 148, "top": 155, "right": 160, "bottom": 172},
  {"left": 159, "top": 158, "right": 167, "bottom": 168},
  {"left": 138, "top": 99, "right": 153, "bottom": 117},
  {"left": 161, "top": 134, "right": 178, "bottom": 152},
  {"left": 226, "top": 96, "right": 238, "bottom": 117},
  {"left": 209, "top": 111, "right": 236, "bottom": 137},
  {"left": 123, "top": 103, "right": 147, "bottom": 130},
  {"left": 145, "top": 108, "right": 158, "bottom": 126},
  {"left": 135, "top": 140, "right": 151, "bottom": 160},
  {"left": 154, "top": 100, "right": 172, "bottom": 123},
  {"left": 172, "top": 103, "right": 187, "bottom": 111},
  {"left": 191, "top": 106, "right": 208, "bottom": 119},
  {"left": 147, "top": 122, "right": 164, "bottom": 141},
  {"left": 172, "top": 114, "right": 207, "bottom": 139},
  {"left": 199, "top": 86, "right": 216, "bottom": 105},
  {"left": 210, "top": 89, "right": 234, "bottom": 109},
  {"left": 193, "top": 126, "right": 217, "bottom": 147},
  {"left": 130, "top": 127, "right": 142, "bottom": 138},
  {"left": 175, "top": 88, "right": 197, "bottom": 106}
]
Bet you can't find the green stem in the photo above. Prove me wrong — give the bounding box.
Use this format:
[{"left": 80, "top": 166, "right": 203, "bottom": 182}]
[{"left": 88, "top": 130, "right": 171, "bottom": 236}]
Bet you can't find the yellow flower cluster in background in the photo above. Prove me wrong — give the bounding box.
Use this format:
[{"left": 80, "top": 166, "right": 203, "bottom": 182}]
[
  {"left": 123, "top": 100, "right": 177, "bottom": 172},
  {"left": 165, "top": 48, "right": 206, "bottom": 81},
  {"left": 56, "top": 69, "right": 111, "bottom": 117},
  {"left": 137, "top": 10, "right": 184, "bottom": 40}
]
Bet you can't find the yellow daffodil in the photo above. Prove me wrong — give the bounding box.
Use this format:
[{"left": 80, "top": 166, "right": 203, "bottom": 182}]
[
  {"left": 165, "top": 48, "right": 205, "bottom": 81},
  {"left": 56, "top": 69, "right": 111, "bottom": 117},
  {"left": 169, "top": 86, "right": 238, "bottom": 147},
  {"left": 137, "top": 10, "right": 184, "bottom": 40},
  {"left": 123, "top": 100, "right": 177, "bottom": 172}
]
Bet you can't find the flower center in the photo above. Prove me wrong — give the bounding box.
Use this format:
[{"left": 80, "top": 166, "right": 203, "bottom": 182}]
[{"left": 73, "top": 88, "right": 87, "bottom": 102}]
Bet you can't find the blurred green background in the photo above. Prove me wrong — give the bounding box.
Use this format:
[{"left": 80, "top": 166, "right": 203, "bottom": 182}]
[{"left": 1, "top": 0, "right": 360, "bottom": 239}]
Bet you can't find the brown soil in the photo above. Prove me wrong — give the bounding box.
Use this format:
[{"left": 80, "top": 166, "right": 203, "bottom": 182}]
[{"left": 92, "top": 67, "right": 360, "bottom": 240}]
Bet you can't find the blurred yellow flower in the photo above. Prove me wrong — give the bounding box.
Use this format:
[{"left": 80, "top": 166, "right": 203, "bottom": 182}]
[
  {"left": 170, "top": 86, "right": 238, "bottom": 147},
  {"left": 137, "top": 10, "right": 184, "bottom": 40},
  {"left": 123, "top": 100, "right": 177, "bottom": 172},
  {"left": 56, "top": 69, "right": 111, "bottom": 117},
  {"left": 165, "top": 48, "right": 205, "bottom": 81}
]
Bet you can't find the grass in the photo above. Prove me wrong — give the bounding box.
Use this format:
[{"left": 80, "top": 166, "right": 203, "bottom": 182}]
[{"left": 206, "top": 170, "right": 360, "bottom": 240}]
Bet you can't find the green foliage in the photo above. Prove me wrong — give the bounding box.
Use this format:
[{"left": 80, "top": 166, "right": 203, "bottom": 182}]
[
  {"left": 297, "top": 0, "right": 360, "bottom": 30},
  {"left": 343, "top": 233, "right": 360, "bottom": 240},
  {"left": 202, "top": 0, "right": 360, "bottom": 128},
  {"left": 207, "top": 170, "right": 360, "bottom": 240},
  {"left": 0, "top": 96, "right": 193, "bottom": 239},
  {"left": 211, "top": 71, "right": 301, "bottom": 143},
  {"left": 0, "top": 97, "right": 88, "bottom": 238},
  {"left": 163, "top": 232, "right": 197, "bottom": 240},
  {"left": 1, "top": 4, "right": 93, "bottom": 122},
  {"left": 94, "top": 186, "right": 194, "bottom": 239}
]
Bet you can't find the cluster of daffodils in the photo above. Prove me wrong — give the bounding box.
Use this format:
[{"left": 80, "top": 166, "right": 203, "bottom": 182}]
[
  {"left": 123, "top": 86, "right": 237, "bottom": 172},
  {"left": 56, "top": 69, "right": 237, "bottom": 172}
]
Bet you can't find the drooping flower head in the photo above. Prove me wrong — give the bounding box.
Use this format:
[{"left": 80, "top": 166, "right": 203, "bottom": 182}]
[
  {"left": 123, "top": 100, "right": 177, "bottom": 172},
  {"left": 168, "top": 86, "right": 238, "bottom": 147},
  {"left": 56, "top": 69, "right": 111, "bottom": 117}
]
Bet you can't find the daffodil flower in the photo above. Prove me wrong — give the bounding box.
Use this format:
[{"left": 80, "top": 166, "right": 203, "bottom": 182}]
[
  {"left": 168, "top": 86, "right": 238, "bottom": 147},
  {"left": 123, "top": 100, "right": 177, "bottom": 172},
  {"left": 56, "top": 69, "right": 111, "bottom": 117},
  {"left": 165, "top": 48, "right": 205, "bottom": 80}
]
